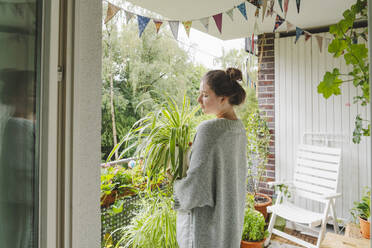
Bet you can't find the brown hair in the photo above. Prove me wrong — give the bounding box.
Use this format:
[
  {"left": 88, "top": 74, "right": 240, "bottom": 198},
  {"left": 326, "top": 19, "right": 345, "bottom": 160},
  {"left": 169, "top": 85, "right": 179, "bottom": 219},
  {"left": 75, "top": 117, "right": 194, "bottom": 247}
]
[{"left": 202, "top": 67, "right": 246, "bottom": 105}]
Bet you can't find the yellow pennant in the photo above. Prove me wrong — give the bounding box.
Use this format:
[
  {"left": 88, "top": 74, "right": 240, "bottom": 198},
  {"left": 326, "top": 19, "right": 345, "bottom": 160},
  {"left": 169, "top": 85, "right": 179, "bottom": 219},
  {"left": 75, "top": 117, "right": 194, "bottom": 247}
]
[
  {"left": 153, "top": 20, "right": 163, "bottom": 34},
  {"left": 182, "top": 21, "right": 192, "bottom": 37}
]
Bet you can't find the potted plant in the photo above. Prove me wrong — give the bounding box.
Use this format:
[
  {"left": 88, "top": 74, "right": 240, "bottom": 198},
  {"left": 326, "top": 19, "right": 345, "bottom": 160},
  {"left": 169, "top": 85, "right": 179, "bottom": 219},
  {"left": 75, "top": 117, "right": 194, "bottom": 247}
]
[
  {"left": 107, "top": 95, "right": 199, "bottom": 186},
  {"left": 245, "top": 111, "right": 272, "bottom": 219},
  {"left": 351, "top": 187, "right": 370, "bottom": 239},
  {"left": 241, "top": 207, "right": 269, "bottom": 248}
]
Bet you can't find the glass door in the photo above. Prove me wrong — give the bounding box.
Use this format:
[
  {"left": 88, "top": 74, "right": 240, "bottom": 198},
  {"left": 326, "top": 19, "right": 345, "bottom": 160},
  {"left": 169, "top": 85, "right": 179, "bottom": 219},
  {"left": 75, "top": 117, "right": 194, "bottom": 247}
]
[{"left": 0, "top": 1, "right": 42, "bottom": 247}]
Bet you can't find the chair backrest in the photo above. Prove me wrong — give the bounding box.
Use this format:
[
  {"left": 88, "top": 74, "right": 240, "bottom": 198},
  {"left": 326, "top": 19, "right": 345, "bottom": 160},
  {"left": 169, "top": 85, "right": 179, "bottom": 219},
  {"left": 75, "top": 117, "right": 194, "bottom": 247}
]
[{"left": 293, "top": 144, "right": 341, "bottom": 203}]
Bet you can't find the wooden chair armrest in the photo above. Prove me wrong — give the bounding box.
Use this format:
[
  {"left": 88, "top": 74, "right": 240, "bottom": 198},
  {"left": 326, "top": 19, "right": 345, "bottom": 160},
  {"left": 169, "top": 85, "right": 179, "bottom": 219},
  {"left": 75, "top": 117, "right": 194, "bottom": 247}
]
[{"left": 320, "top": 193, "right": 342, "bottom": 200}]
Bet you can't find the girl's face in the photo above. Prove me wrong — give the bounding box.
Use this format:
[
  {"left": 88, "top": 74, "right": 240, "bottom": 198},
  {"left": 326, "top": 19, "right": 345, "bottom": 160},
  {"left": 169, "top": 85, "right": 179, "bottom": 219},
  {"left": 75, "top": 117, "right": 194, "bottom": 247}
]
[{"left": 197, "top": 80, "right": 225, "bottom": 115}]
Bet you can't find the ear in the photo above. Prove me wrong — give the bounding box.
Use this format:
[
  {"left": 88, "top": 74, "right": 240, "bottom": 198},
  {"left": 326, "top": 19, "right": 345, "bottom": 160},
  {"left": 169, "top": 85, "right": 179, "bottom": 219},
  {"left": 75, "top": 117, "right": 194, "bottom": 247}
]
[{"left": 220, "top": 96, "right": 228, "bottom": 104}]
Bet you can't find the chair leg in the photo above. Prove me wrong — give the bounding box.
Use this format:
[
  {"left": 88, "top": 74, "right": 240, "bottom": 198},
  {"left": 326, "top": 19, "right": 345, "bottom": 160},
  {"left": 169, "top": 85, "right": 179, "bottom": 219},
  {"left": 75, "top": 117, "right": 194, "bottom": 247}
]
[
  {"left": 264, "top": 213, "right": 277, "bottom": 247},
  {"left": 330, "top": 199, "right": 339, "bottom": 234},
  {"left": 316, "top": 201, "right": 331, "bottom": 248}
]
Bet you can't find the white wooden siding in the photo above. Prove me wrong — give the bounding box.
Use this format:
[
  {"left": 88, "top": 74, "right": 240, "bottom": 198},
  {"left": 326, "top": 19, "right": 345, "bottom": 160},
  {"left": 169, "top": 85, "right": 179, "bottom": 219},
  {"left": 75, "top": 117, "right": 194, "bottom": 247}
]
[{"left": 274, "top": 32, "right": 371, "bottom": 220}]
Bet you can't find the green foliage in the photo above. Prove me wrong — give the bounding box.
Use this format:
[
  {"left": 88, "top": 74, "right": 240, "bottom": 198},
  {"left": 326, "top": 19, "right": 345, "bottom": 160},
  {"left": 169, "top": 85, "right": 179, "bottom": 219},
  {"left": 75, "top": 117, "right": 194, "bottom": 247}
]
[
  {"left": 241, "top": 208, "right": 268, "bottom": 242},
  {"left": 108, "top": 95, "right": 199, "bottom": 185},
  {"left": 317, "top": 0, "right": 369, "bottom": 144},
  {"left": 351, "top": 187, "right": 370, "bottom": 222},
  {"left": 112, "top": 192, "right": 178, "bottom": 248},
  {"left": 245, "top": 111, "right": 271, "bottom": 195}
]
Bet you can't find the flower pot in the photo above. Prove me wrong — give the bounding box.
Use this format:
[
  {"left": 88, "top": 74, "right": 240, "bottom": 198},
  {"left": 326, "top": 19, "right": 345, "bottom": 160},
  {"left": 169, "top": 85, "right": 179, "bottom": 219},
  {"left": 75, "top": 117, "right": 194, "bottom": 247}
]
[
  {"left": 254, "top": 193, "right": 272, "bottom": 220},
  {"left": 359, "top": 216, "right": 370, "bottom": 239},
  {"left": 240, "top": 239, "right": 265, "bottom": 248}
]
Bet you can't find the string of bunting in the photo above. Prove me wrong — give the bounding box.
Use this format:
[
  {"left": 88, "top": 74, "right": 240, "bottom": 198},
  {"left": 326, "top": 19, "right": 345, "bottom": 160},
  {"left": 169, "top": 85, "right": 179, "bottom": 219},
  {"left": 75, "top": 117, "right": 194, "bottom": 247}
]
[{"left": 104, "top": 0, "right": 331, "bottom": 52}]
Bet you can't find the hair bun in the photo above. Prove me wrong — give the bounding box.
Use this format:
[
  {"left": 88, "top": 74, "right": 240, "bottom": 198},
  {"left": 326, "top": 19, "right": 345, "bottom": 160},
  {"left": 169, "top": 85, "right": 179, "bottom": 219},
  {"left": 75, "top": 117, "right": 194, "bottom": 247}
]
[{"left": 226, "top": 67, "right": 242, "bottom": 82}]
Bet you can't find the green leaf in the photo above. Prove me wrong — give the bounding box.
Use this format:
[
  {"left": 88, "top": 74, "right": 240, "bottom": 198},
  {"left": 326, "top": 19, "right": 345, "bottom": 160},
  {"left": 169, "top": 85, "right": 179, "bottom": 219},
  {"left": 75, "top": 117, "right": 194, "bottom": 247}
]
[
  {"left": 328, "top": 39, "right": 347, "bottom": 57},
  {"left": 317, "top": 69, "right": 343, "bottom": 98}
]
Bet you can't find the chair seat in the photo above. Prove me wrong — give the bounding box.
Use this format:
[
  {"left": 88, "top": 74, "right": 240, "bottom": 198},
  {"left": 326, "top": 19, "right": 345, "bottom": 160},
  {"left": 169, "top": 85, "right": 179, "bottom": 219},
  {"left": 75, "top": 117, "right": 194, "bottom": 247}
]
[{"left": 268, "top": 202, "right": 324, "bottom": 227}]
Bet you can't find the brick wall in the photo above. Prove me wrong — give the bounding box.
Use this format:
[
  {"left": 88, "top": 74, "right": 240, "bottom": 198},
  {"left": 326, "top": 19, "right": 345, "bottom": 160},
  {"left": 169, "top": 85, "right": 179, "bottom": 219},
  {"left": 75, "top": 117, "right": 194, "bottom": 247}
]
[{"left": 257, "top": 33, "right": 275, "bottom": 196}]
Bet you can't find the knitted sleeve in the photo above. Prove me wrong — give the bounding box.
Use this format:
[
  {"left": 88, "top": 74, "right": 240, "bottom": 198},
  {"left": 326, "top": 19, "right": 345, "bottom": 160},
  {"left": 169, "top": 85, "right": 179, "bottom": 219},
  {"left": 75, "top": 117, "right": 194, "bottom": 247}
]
[{"left": 173, "top": 123, "right": 216, "bottom": 210}]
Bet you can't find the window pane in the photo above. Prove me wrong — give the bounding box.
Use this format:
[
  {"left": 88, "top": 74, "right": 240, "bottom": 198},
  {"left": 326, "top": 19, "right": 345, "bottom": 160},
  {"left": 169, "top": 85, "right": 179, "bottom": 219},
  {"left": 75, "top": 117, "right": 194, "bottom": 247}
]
[{"left": 0, "top": 1, "right": 41, "bottom": 247}]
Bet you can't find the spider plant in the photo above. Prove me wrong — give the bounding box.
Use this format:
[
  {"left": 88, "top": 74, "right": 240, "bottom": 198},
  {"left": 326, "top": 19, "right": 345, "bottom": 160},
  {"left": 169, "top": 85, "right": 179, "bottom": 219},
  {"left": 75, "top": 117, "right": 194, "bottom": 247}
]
[{"left": 107, "top": 95, "right": 199, "bottom": 184}]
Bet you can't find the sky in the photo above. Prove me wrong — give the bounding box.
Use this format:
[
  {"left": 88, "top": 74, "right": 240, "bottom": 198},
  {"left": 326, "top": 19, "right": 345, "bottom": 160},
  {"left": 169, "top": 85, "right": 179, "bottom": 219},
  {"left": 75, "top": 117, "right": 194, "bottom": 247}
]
[{"left": 176, "top": 28, "right": 245, "bottom": 69}]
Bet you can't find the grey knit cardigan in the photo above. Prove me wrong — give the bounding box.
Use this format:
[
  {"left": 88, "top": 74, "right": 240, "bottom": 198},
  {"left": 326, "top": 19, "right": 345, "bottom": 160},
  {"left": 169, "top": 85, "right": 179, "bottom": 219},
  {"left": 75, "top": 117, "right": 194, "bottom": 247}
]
[{"left": 174, "top": 118, "right": 247, "bottom": 248}]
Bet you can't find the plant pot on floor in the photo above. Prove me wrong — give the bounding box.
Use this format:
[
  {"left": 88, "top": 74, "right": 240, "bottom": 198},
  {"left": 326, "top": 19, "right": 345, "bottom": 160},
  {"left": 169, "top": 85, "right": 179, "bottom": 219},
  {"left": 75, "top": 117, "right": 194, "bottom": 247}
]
[
  {"left": 241, "top": 239, "right": 265, "bottom": 248},
  {"left": 254, "top": 193, "right": 272, "bottom": 220},
  {"left": 359, "top": 216, "right": 370, "bottom": 239}
]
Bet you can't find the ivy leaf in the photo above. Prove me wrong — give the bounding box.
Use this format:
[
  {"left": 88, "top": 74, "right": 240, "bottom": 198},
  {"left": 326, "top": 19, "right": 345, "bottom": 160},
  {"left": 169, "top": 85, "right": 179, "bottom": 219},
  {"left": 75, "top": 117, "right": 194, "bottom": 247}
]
[
  {"left": 318, "top": 69, "right": 342, "bottom": 98},
  {"left": 349, "top": 44, "right": 368, "bottom": 62},
  {"left": 328, "top": 39, "right": 347, "bottom": 57}
]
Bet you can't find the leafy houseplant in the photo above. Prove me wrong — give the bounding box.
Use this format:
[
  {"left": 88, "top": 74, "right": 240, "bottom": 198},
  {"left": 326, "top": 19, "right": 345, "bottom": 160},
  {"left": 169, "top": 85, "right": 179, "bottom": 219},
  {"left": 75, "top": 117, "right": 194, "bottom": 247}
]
[
  {"left": 351, "top": 187, "right": 370, "bottom": 239},
  {"left": 241, "top": 208, "right": 269, "bottom": 248},
  {"left": 317, "top": 0, "right": 369, "bottom": 144},
  {"left": 108, "top": 95, "right": 199, "bottom": 185},
  {"left": 110, "top": 191, "right": 179, "bottom": 248},
  {"left": 245, "top": 111, "right": 272, "bottom": 218}
]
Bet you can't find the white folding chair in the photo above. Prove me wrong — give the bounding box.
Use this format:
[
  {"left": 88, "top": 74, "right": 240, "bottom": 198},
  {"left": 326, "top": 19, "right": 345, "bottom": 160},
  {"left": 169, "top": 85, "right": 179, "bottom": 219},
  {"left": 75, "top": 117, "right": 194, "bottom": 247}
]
[{"left": 265, "top": 144, "right": 342, "bottom": 248}]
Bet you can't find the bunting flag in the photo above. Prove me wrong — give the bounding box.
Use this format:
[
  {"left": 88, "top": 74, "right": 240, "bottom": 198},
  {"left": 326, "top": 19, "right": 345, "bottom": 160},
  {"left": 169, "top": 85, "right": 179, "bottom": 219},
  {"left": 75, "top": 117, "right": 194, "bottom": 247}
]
[
  {"left": 182, "top": 21, "right": 192, "bottom": 37},
  {"left": 262, "top": 0, "right": 268, "bottom": 22},
  {"left": 169, "top": 21, "right": 179, "bottom": 40},
  {"left": 251, "top": 33, "right": 255, "bottom": 52},
  {"left": 153, "top": 20, "right": 163, "bottom": 34},
  {"left": 255, "top": 7, "right": 260, "bottom": 17},
  {"left": 304, "top": 32, "right": 311, "bottom": 41},
  {"left": 278, "top": 0, "right": 283, "bottom": 12},
  {"left": 125, "top": 10, "right": 134, "bottom": 24},
  {"left": 226, "top": 8, "right": 234, "bottom": 21},
  {"left": 104, "top": 2, "right": 121, "bottom": 24},
  {"left": 213, "top": 13, "right": 223, "bottom": 33},
  {"left": 199, "top": 17, "right": 209, "bottom": 31},
  {"left": 254, "top": 19, "right": 260, "bottom": 34},
  {"left": 315, "top": 35, "right": 323, "bottom": 52},
  {"left": 237, "top": 2, "right": 248, "bottom": 20},
  {"left": 273, "top": 15, "right": 285, "bottom": 32},
  {"left": 266, "top": 0, "right": 275, "bottom": 17},
  {"left": 296, "top": 0, "right": 301, "bottom": 13},
  {"left": 295, "top": 26, "right": 304, "bottom": 43},
  {"left": 286, "top": 21, "right": 294, "bottom": 32},
  {"left": 284, "top": 0, "right": 289, "bottom": 18},
  {"left": 137, "top": 15, "right": 150, "bottom": 37}
]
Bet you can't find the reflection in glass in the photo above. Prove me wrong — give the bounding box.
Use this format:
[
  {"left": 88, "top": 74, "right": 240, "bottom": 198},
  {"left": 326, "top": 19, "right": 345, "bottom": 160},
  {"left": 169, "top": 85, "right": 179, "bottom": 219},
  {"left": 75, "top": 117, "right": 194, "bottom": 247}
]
[{"left": 0, "top": 1, "right": 40, "bottom": 247}]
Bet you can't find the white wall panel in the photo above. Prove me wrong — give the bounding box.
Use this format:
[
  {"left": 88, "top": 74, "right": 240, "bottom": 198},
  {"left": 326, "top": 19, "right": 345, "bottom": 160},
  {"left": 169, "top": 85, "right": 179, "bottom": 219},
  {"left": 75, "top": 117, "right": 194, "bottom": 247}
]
[{"left": 274, "top": 32, "right": 371, "bottom": 221}]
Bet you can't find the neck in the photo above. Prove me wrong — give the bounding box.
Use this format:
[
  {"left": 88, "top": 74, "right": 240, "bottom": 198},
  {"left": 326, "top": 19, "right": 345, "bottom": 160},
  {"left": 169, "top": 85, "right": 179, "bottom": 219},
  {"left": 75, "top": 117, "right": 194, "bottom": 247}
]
[{"left": 216, "top": 110, "right": 238, "bottom": 120}]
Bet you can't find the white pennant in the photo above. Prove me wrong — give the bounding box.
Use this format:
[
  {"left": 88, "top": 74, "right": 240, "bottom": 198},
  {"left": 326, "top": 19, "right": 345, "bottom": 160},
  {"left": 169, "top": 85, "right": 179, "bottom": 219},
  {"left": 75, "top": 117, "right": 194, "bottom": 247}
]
[
  {"left": 125, "top": 10, "right": 134, "bottom": 24},
  {"left": 262, "top": 0, "right": 268, "bottom": 22},
  {"left": 199, "top": 17, "right": 209, "bottom": 31},
  {"left": 254, "top": 19, "right": 259, "bottom": 34},
  {"left": 315, "top": 35, "right": 323, "bottom": 53},
  {"left": 169, "top": 21, "right": 179, "bottom": 40},
  {"left": 226, "top": 8, "right": 234, "bottom": 21}
]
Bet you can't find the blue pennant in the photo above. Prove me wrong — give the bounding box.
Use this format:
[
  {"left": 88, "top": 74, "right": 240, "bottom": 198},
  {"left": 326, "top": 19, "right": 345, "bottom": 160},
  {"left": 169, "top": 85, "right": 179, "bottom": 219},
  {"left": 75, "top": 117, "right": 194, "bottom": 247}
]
[
  {"left": 237, "top": 2, "right": 248, "bottom": 20},
  {"left": 137, "top": 15, "right": 150, "bottom": 37},
  {"left": 296, "top": 0, "right": 301, "bottom": 13},
  {"left": 295, "top": 27, "right": 304, "bottom": 44}
]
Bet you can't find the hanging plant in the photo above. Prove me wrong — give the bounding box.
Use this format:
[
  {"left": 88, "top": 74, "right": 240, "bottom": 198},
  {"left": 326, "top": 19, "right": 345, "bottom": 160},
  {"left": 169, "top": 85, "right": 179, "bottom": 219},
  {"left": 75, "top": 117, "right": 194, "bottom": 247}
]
[{"left": 317, "top": 0, "right": 369, "bottom": 144}]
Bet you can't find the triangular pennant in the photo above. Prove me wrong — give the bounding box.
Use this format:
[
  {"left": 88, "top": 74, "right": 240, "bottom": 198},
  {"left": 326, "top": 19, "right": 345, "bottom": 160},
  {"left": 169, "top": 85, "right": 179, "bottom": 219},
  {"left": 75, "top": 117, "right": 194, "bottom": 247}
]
[
  {"left": 296, "top": 0, "right": 301, "bottom": 13},
  {"left": 315, "top": 35, "right": 323, "bottom": 52},
  {"left": 273, "top": 15, "right": 285, "bottom": 32},
  {"left": 199, "top": 17, "right": 209, "bottom": 31},
  {"left": 304, "top": 32, "right": 311, "bottom": 41},
  {"left": 266, "top": 0, "right": 275, "bottom": 17},
  {"left": 137, "top": 15, "right": 150, "bottom": 37},
  {"left": 254, "top": 19, "right": 260, "bottom": 34},
  {"left": 226, "top": 8, "right": 234, "bottom": 21},
  {"left": 251, "top": 33, "right": 255, "bottom": 53},
  {"left": 169, "top": 21, "right": 179, "bottom": 40},
  {"left": 262, "top": 0, "right": 268, "bottom": 22},
  {"left": 213, "top": 13, "right": 223, "bottom": 33},
  {"left": 284, "top": 0, "right": 289, "bottom": 18},
  {"left": 237, "top": 2, "right": 248, "bottom": 20},
  {"left": 182, "top": 21, "right": 192, "bottom": 37},
  {"left": 125, "top": 10, "right": 134, "bottom": 24},
  {"left": 104, "top": 2, "right": 121, "bottom": 24},
  {"left": 295, "top": 26, "right": 304, "bottom": 44},
  {"left": 286, "top": 21, "right": 294, "bottom": 32},
  {"left": 153, "top": 20, "right": 163, "bottom": 34},
  {"left": 278, "top": 0, "right": 283, "bottom": 12}
]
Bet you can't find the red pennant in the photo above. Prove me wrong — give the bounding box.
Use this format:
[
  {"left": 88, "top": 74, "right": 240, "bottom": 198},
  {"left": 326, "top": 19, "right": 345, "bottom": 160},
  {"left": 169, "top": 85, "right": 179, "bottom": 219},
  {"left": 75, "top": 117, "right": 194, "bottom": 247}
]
[
  {"left": 213, "top": 13, "right": 223, "bottom": 34},
  {"left": 304, "top": 32, "right": 311, "bottom": 41}
]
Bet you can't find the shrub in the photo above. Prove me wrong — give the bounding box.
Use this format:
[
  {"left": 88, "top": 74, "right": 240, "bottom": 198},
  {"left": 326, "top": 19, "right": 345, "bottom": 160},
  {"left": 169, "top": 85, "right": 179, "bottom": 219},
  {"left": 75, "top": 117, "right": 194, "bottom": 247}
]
[{"left": 242, "top": 208, "right": 268, "bottom": 242}]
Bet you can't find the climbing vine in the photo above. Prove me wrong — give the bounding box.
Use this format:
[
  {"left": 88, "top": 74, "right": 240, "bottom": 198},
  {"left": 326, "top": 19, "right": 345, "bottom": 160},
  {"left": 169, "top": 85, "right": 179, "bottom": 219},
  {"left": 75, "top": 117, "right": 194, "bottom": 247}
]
[{"left": 317, "top": 0, "right": 369, "bottom": 144}]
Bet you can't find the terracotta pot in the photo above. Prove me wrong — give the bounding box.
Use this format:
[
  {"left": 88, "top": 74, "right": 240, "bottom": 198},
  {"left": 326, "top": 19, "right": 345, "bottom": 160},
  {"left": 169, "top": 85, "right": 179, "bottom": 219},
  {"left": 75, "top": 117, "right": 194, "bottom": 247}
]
[
  {"left": 240, "top": 239, "right": 265, "bottom": 248},
  {"left": 359, "top": 216, "right": 370, "bottom": 239},
  {"left": 254, "top": 193, "right": 272, "bottom": 219},
  {"left": 100, "top": 188, "right": 136, "bottom": 208}
]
